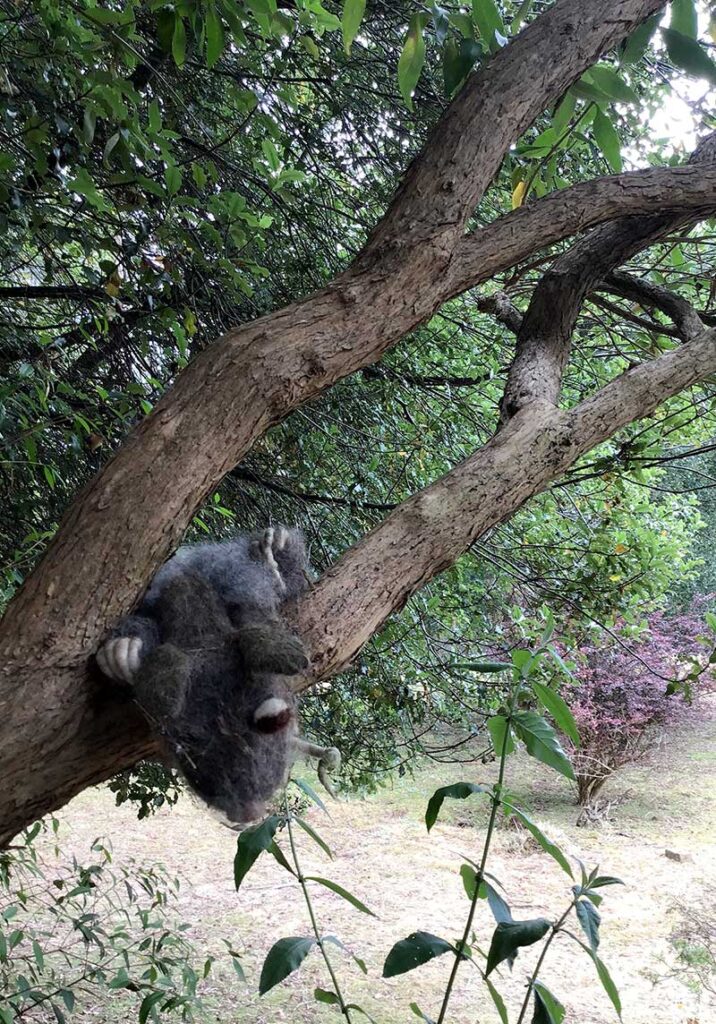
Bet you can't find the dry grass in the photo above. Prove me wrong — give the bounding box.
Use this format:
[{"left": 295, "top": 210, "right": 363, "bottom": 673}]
[{"left": 35, "top": 699, "right": 716, "bottom": 1024}]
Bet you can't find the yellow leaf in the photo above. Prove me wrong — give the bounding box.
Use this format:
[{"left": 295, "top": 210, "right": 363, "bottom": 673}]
[
  {"left": 512, "top": 179, "right": 527, "bottom": 209},
  {"left": 614, "top": 543, "right": 628, "bottom": 554},
  {"left": 609, "top": 574, "right": 621, "bottom": 582}
]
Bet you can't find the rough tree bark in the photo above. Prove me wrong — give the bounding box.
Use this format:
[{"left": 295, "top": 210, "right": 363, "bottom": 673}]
[{"left": 5, "top": 0, "right": 716, "bottom": 844}]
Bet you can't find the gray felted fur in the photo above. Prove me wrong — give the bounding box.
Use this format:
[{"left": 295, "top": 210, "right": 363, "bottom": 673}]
[{"left": 106, "top": 527, "right": 311, "bottom": 824}]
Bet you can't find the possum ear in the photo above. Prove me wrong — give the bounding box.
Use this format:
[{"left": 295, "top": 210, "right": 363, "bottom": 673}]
[{"left": 252, "top": 696, "right": 295, "bottom": 734}]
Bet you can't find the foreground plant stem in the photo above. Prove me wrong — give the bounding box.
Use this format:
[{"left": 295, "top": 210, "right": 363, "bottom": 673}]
[
  {"left": 435, "top": 689, "right": 517, "bottom": 1024},
  {"left": 284, "top": 799, "right": 353, "bottom": 1023}
]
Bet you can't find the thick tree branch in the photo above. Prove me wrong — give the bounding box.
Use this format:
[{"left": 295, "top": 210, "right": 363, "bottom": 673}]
[
  {"left": 500, "top": 213, "right": 688, "bottom": 417},
  {"left": 449, "top": 164, "right": 716, "bottom": 295},
  {"left": 366, "top": 0, "right": 666, "bottom": 254},
  {"left": 294, "top": 326, "right": 716, "bottom": 682},
  {"left": 500, "top": 134, "right": 716, "bottom": 418}
]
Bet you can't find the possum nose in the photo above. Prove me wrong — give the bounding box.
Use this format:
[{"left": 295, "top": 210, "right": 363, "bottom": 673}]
[{"left": 228, "top": 799, "right": 267, "bottom": 828}]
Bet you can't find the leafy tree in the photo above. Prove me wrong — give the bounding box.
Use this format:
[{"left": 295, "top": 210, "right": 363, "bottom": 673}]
[{"left": 1, "top": 0, "right": 716, "bottom": 843}]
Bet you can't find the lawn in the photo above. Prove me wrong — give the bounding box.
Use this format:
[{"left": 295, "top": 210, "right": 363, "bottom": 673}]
[{"left": 32, "top": 698, "right": 716, "bottom": 1024}]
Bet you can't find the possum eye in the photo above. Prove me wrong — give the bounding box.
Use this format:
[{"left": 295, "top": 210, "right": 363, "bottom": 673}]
[{"left": 253, "top": 696, "right": 293, "bottom": 733}]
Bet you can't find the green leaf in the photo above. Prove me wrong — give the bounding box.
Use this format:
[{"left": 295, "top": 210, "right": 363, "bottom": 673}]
[
  {"left": 305, "top": 877, "right": 376, "bottom": 917},
  {"left": 576, "top": 899, "right": 601, "bottom": 953},
  {"left": 259, "top": 936, "right": 315, "bottom": 994},
  {"left": 487, "top": 715, "right": 516, "bottom": 757},
  {"left": 532, "top": 682, "right": 580, "bottom": 746},
  {"left": 292, "top": 777, "right": 327, "bottom": 812},
  {"left": 588, "top": 65, "right": 638, "bottom": 104},
  {"left": 511, "top": 0, "right": 534, "bottom": 33},
  {"left": 442, "top": 37, "right": 481, "bottom": 97},
  {"left": 139, "top": 991, "right": 164, "bottom": 1024},
  {"left": 432, "top": 4, "right": 450, "bottom": 45},
  {"left": 172, "top": 16, "right": 187, "bottom": 67},
  {"left": 575, "top": 941, "right": 622, "bottom": 1019},
  {"left": 533, "top": 982, "right": 566, "bottom": 1023},
  {"left": 670, "top": 0, "right": 697, "bottom": 39},
  {"left": 148, "top": 99, "right": 162, "bottom": 133},
  {"left": 512, "top": 711, "right": 575, "bottom": 780},
  {"left": 461, "top": 867, "right": 512, "bottom": 923},
  {"left": 0, "top": 1005, "right": 13, "bottom": 1024},
  {"left": 164, "top": 164, "right": 182, "bottom": 196},
  {"left": 234, "top": 815, "right": 281, "bottom": 890},
  {"left": 485, "top": 977, "right": 509, "bottom": 1023},
  {"left": 452, "top": 661, "right": 512, "bottom": 673},
  {"left": 471, "top": 0, "right": 505, "bottom": 51},
  {"left": 502, "top": 800, "right": 573, "bottom": 877},
  {"left": 485, "top": 918, "right": 550, "bottom": 976},
  {"left": 383, "top": 932, "right": 453, "bottom": 978},
  {"left": 398, "top": 14, "right": 426, "bottom": 110},
  {"left": 269, "top": 840, "right": 296, "bottom": 875},
  {"left": 410, "top": 1003, "right": 436, "bottom": 1024},
  {"left": 589, "top": 875, "right": 624, "bottom": 890},
  {"left": 552, "top": 91, "right": 576, "bottom": 134},
  {"left": 315, "top": 988, "right": 340, "bottom": 1005},
  {"left": 620, "top": 13, "right": 660, "bottom": 64},
  {"left": 342, "top": 0, "right": 365, "bottom": 55},
  {"left": 662, "top": 29, "right": 716, "bottom": 84},
  {"left": 592, "top": 109, "right": 622, "bottom": 172},
  {"left": 425, "top": 782, "right": 486, "bottom": 832},
  {"left": 295, "top": 816, "right": 333, "bottom": 859},
  {"left": 82, "top": 108, "right": 96, "bottom": 146},
  {"left": 205, "top": 6, "right": 226, "bottom": 68}
]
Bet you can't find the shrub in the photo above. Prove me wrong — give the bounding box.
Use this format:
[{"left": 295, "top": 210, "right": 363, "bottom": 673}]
[
  {"left": 0, "top": 819, "right": 216, "bottom": 1022},
  {"left": 566, "top": 601, "right": 714, "bottom": 806}
]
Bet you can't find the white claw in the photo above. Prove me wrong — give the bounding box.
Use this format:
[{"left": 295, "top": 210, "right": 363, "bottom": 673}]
[
  {"left": 275, "top": 526, "right": 288, "bottom": 550},
  {"left": 97, "top": 637, "right": 143, "bottom": 683},
  {"left": 127, "top": 638, "right": 142, "bottom": 677}
]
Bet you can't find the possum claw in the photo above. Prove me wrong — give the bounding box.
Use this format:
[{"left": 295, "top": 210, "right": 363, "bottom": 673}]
[
  {"left": 294, "top": 738, "right": 341, "bottom": 797},
  {"left": 317, "top": 747, "right": 341, "bottom": 798},
  {"left": 97, "top": 636, "right": 143, "bottom": 683}
]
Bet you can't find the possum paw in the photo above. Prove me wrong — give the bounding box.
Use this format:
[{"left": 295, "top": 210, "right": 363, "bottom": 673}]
[{"left": 96, "top": 636, "right": 143, "bottom": 683}]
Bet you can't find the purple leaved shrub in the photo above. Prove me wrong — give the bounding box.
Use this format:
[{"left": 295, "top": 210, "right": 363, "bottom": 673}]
[{"left": 565, "top": 598, "right": 715, "bottom": 806}]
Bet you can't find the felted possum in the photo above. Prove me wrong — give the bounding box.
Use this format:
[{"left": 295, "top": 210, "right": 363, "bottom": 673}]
[{"left": 97, "top": 527, "right": 339, "bottom": 826}]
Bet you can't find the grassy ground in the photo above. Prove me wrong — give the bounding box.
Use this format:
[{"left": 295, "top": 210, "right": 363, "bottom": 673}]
[{"left": 36, "top": 699, "right": 716, "bottom": 1024}]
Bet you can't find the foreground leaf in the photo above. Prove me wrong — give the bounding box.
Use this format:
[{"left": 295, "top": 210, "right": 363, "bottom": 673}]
[
  {"left": 662, "top": 28, "right": 716, "bottom": 84},
  {"left": 487, "top": 715, "right": 516, "bottom": 757},
  {"left": 259, "top": 936, "right": 315, "bottom": 995},
  {"left": 425, "top": 782, "right": 487, "bottom": 831},
  {"left": 398, "top": 14, "right": 426, "bottom": 109},
  {"left": 532, "top": 682, "right": 580, "bottom": 745},
  {"left": 512, "top": 711, "right": 575, "bottom": 780},
  {"left": 485, "top": 918, "right": 550, "bottom": 976},
  {"left": 485, "top": 976, "right": 509, "bottom": 1023},
  {"left": 576, "top": 898, "right": 601, "bottom": 953},
  {"left": 533, "top": 981, "right": 566, "bottom": 1023},
  {"left": 574, "top": 940, "right": 622, "bottom": 1019},
  {"left": 342, "top": 0, "right": 366, "bottom": 54},
  {"left": 305, "top": 876, "right": 376, "bottom": 917},
  {"left": 592, "top": 109, "right": 622, "bottom": 173},
  {"left": 234, "top": 815, "right": 281, "bottom": 890},
  {"left": 502, "top": 801, "right": 573, "bottom": 878},
  {"left": 383, "top": 931, "right": 453, "bottom": 978}
]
